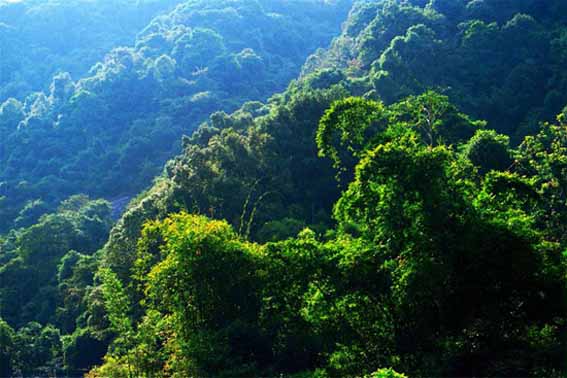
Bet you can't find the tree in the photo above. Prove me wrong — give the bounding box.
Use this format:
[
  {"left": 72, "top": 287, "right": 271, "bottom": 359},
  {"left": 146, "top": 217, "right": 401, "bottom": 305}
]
[
  {"left": 0, "top": 318, "right": 14, "bottom": 377},
  {"left": 317, "top": 97, "right": 387, "bottom": 177},
  {"left": 12, "top": 322, "right": 62, "bottom": 376},
  {"left": 516, "top": 118, "right": 567, "bottom": 243},
  {"left": 100, "top": 268, "right": 135, "bottom": 377},
  {"left": 463, "top": 129, "right": 513, "bottom": 174},
  {"left": 138, "top": 213, "right": 264, "bottom": 377}
]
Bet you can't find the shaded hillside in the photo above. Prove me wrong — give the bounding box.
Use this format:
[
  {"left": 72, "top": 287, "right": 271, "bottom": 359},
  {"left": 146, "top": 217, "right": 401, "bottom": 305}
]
[
  {"left": 0, "top": 0, "right": 182, "bottom": 101},
  {"left": 0, "top": 0, "right": 352, "bottom": 233}
]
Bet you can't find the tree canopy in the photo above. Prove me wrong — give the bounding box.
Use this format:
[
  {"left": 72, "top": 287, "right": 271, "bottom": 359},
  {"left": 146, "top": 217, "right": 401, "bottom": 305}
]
[{"left": 1, "top": 1, "right": 567, "bottom": 377}]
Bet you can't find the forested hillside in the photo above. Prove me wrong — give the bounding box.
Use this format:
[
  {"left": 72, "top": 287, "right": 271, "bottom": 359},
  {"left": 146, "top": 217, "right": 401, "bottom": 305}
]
[
  {"left": 306, "top": 0, "right": 567, "bottom": 136},
  {"left": 1, "top": 0, "right": 567, "bottom": 377},
  {"left": 0, "top": 0, "right": 182, "bottom": 102},
  {"left": 0, "top": 0, "right": 351, "bottom": 233}
]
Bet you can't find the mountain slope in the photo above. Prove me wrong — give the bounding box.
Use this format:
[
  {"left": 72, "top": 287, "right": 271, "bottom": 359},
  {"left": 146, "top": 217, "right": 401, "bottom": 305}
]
[
  {"left": 0, "top": 0, "right": 182, "bottom": 101},
  {"left": 0, "top": 0, "right": 352, "bottom": 233},
  {"left": 1, "top": 0, "right": 567, "bottom": 377},
  {"left": 302, "top": 0, "right": 567, "bottom": 137},
  {"left": 103, "top": 0, "right": 567, "bottom": 282},
  {"left": 91, "top": 1, "right": 567, "bottom": 375}
]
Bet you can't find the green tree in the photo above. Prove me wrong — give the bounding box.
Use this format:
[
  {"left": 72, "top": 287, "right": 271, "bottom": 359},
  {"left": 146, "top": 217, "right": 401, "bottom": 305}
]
[
  {"left": 516, "top": 119, "right": 567, "bottom": 244},
  {"left": 0, "top": 318, "right": 15, "bottom": 377},
  {"left": 138, "top": 214, "right": 264, "bottom": 377},
  {"left": 463, "top": 129, "right": 513, "bottom": 174},
  {"left": 12, "top": 322, "right": 62, "bottom": 376},
  {"left": 100, "top": 267, "right": 135, "bottom": 377}
]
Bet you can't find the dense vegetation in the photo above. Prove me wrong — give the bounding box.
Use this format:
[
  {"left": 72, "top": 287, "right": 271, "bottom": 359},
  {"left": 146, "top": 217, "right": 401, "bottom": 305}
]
[
  {"left": 0, "top": 0, "right": 182, "bottom": 102},
  {"left": 1, "top": 0, "right": 567, "bottom": 377},
  {"left": 91, "top": 91, "right": 567, "bottom": 378},
  {"left": 0, "top": 0, "right": 351, "bottom": 233},
  {"left": 305, "top": 0, "right": 567, "bottom": 137}
]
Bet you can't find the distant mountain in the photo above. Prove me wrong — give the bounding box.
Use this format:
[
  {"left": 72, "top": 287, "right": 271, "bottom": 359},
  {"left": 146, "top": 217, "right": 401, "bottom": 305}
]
[
  {"left": 0, "top": 0, "right": 182, "bottom": 101},
  {"left": 0, "top": 0, "right": 352, "bottom": 232}
]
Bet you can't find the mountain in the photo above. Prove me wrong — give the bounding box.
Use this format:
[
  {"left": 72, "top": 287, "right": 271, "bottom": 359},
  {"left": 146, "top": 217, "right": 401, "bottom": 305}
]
[
  {"left": 93, "top": 0, "right": 567, "bottom": 376},
  {"left": 103, "top": 0, "right": 567, "bottom": 284},
  {"left": 0, "top": 0, "right": 182, "bottom": 102},
  {"left": 1, "top": 0, "right": 567, "bottom": 377},
  {"left": 0, "top": 0, "right": 352, "bottom": 233}
]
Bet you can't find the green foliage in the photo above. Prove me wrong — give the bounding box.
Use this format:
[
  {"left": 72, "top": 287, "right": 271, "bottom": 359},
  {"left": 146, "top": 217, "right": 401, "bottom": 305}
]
[
  {"left": 0, "top": 318, "right": 15, "bottom": 377},
  {"left": 463, "top": 129, "right": 513, "bottom": 174},
  {"left": 137, "top": 214, "right": 264, "bottom": 377},
  {"left": 100, "top": 268, "right": 132, "bottom": 343},
  {"left": 102, "top": 83, "right": 347, "bottom": 286},
  {"left": 306, "top": 0, "right": 567, "bottom": 138},
  {"left": 95, "top": 95, "right": 567, "bottom": 377},
  {"left": 0, "top": 0, "right": 181, "bottom": 102},
  {"left": 365, "top": 368, "right": 407, "bottom": 378},
  {"left": 0, "top": 0, "right": 351, "bottom": 234},
  {"left": 11, "top": 322, "right": 62, "bottom": 377},
  {"left": 317, "top": 91, "right": 482, "bottom": 182},
  {"left": 317, "top": 97, "right": 386, "bottom": 176},
  {"left": 63, "top": 327, "right": 109, "bottom": 374},
  {"left": 0, "top": 194, "right": 111, "bottom": 377},
  {"left": 3, "top": 1, "right": 567, "bottom": 377}
]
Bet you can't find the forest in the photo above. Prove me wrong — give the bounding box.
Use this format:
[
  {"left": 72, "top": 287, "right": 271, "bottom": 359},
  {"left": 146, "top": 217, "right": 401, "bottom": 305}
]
[{"left": 0, "top": 0, "right": 566, "bottom": 377}]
